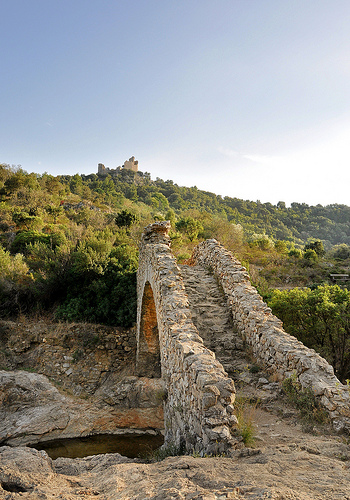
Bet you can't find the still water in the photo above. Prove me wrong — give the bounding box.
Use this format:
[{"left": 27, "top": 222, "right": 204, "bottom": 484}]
[{"left": 32, "top": 433, "right": 164, "bottom": 460}]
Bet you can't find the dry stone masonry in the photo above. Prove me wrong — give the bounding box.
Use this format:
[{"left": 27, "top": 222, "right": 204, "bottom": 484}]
[
  {"left": 191, "top": 239, "right": 350, "bottom": 433},
  {"left": 137, "top": 222, "right": 237, "bottom": 455}
]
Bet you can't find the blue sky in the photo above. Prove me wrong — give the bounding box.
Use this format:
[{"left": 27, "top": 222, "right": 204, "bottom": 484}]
[{"left": 2, "top": 0, "right": 350, "bottom": 206}]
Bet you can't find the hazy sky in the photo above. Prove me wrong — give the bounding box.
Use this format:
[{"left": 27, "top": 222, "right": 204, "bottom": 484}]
[{"left": 2, "top": 1, "right": 350, "bottom": 206}]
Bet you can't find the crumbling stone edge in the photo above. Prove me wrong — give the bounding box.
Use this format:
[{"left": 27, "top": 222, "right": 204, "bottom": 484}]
[
  {"left": 137, "top": 223, "right": 238, "bottom": 455},
  {"left": 192, "top": 239, "right": 350, "bottom": 433}
]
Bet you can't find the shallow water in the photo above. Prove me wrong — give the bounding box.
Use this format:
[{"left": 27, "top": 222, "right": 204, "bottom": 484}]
[{"left": 32, "top": 433, "right": 164, "bottom": 460}]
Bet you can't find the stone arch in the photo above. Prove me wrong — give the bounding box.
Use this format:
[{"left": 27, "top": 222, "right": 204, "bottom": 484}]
[
  {"left": 136, "top": 281, "right": 161, "bottom": 378},
  {"left": 136, "top": 222, "right": 237, "bottom": 455}
]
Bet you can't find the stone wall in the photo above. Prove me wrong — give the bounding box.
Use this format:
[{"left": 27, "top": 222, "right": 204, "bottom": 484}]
[
  {"left": 0, "top": 320, "right": 136, "bottom": 398},
  {"left": 191, "top": 239, "right": 350, "bottom": 432},
  {"left": 137, "top": 223, "right": 237, "bottom": 454}
]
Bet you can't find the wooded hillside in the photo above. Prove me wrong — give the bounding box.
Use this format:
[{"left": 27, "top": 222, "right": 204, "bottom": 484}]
[{"left": 0, "top": 163, "right": 349, "bottom": 323}]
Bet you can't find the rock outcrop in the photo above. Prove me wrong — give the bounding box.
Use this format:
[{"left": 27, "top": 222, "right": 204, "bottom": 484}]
[
  {"left": 0, "top": 320, "right": 136, "bottom": 398},
  {"left": 1, "top": 441, "right": 350, "bottom": 499},
  {"left": 0, "top": 370, "right": 164, "bottom": 447}
]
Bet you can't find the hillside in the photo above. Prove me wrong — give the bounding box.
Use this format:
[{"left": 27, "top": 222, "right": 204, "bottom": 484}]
[
  {"left": 1, "top": 162, "right": 350, "bottom": 328},
  {"left": 1, "top": 163, "right": 350, "bottom": 499}
]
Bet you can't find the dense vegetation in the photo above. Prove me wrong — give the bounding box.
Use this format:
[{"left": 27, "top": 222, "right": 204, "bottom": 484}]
[
  {"left": 269, "top": 285, "right": 350, "bottom": 381},
  {"left": 1, "top": 162, "right": 350, "bottom": 380}
]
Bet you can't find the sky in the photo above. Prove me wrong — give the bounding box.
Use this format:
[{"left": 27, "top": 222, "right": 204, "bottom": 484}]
[{"left": 2, "top": 0, "right": 350, "bottom": 207}]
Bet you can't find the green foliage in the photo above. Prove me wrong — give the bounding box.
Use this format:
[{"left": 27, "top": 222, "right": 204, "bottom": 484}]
[
  {"left": 289, "top": 248, "right": 302, "bottom": 258},
  {"left": 165, "top": 208, "right": 176, "bottom": 227},
  {"left": 269, "top": 285, "right": 350, "bottom": 382},
  {"left": 304, "top": 240, "right": 325, "bottom": 256},
  {"left": 303, "top": 248, "right": 318, "bottom": 262},
  {"left": 12, "top": 210, "right": 43, "bottom": 230},
  {"left": 55, "top": 243, "right": 138, "bottom": 326},
  {"left": 70, "top": 231, "right": 115, "bottom": 277},
  {"left": 274, "top": 240, "right": 288, "bottom": 254},
  {"left": 45, "top": 205, "right": 64, "bottom": 222},
  {"left": 1, "top": 168, "right": 27, "bottom": 195},
  {"left": 175, "top": 217, "right": 203, "bottom": 242},
  {"left": 150, "top": 192, "right": 169, "bottom": 212},
  {"left": 330, "top": 244, "right": 350, "bottom": 260},
  {"left": 234, "top": 396, "right": 257, "bottom": 446},
  {"left": 282, "top": 373, "right": 329, "bottom": 426},
  {"left": 115, "top": 210, "right": 139, "bottom": 228},
  {"left": 0, "top": 246, "right": 35, "bottom": 317},
  {"left": 249, "top": 234, "right": 274, "bottom": 250},
  {"left": 11, "top": 230, "right": 65, "bottom": 255},
  {"left": 2, "top": 161, "right": 350, "bottom": 334},
  {"left": 0, "top": 246, "right": 30, "bottom": 282}
]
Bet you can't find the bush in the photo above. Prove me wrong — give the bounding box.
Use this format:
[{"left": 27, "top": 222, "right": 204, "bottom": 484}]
[
  {"left": 303, "top": 248, "right": 318, "bottom": 262},
  {"left": 233, "top": 396, "right": 257, "bottom": 446},
  {"left": 0, "top": 246, "right": 30, "bottom": 282},
  {"left": 268, "top": 285, "right": 350, "bottom": 382},
  {"left": 55, "top": 243, "right": 138, "bottom": 327},
  {"left": 282, "top": 374, "right": 328, "bottom": 425},
  {"left": 11, "top": 230, "right": 65, "bottom": 255},
  {"left": 331, "top": 244, "right": 350, "bottom": 260},
  {"left": 289, "top": 248, "right": 302, "bottom": 258},
  {"left": 115, "top": 210, "right": 139, "bottom": 228},
  {"left": 0, "top": 246, "right": 36, "bottom": 317}
]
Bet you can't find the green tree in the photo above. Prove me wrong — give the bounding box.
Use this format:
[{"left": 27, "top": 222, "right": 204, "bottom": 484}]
[
  {"left": 274, "top": 240, "right": 288, "bottom": 254},
  {"left": 268, "top": 285, "right": 350, "bottom": 381},
  {"left": 115, "top": 210, "right": 139, "bottom": 228},
  {"left": 175, "top": 217, "right": 203, "bottom": 242},
  {"left": 12, "top": 211, "right": 43, "bottom": 231},
  {"left": 45, "top": 205, "right": 64, "bottom": 223},
  {"left": 11, "top": 230, "right": 65, "bottom": 255},
  {"left": 303, "top": 248, "right": 318, "bottom": 262},
  {"left": 56, "top": 242, "right": 138, "bottom": 326},
  {"left": 304, "top": 240, "right": 325, "bottom": 256},
  {"left": 331, "top": 244, "right": 350, "bottom": 260}
]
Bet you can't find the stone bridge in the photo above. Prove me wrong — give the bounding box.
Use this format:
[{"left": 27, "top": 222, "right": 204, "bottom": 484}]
[{"left": 136, "top": 222, "right": 350, "bottom": 454}]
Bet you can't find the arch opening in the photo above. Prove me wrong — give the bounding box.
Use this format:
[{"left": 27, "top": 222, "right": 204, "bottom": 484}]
[{"left": 137, "top": 282, "right": 161, "bottom": 378}]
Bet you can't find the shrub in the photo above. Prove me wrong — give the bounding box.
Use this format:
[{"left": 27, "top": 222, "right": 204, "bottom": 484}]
[
  {"left": 233, "top": 396, "right": 257, "bottom": 446},
  {"left": 282, "top": 374, "right": 329, "bottom": 425},
  {"left": 11, "top": 230, "right": 65, "bottom": 255},
  {"left": 0, "top": 246, "right": 30, "bottom": 283}
]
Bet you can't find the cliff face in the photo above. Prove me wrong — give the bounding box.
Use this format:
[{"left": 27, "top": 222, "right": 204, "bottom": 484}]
[{"left": 0, "top": 319, "right": 136, "bottom": 398}]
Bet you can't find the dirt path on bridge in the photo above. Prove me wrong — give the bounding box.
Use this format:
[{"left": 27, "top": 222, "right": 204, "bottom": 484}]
[{"left": 177, "top": 263, "right": 350, "bottom": 496}]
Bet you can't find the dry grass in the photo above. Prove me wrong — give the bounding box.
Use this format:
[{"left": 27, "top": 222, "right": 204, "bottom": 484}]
[{"left": 234, "top": 395, "right": 258, "bottom": 447}]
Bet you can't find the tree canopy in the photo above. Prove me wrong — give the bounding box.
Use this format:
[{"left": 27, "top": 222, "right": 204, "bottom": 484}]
[{"left": 0, "top": 162, "right": 350, "bottom": 346}]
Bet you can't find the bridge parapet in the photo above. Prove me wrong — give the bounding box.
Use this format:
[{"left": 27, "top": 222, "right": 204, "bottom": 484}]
[
  {"left": 137, "top": 222, "right": 237, "bottom": 454},
  {"left": 192, "top": 239, "right": 350, "bottom": 433}
]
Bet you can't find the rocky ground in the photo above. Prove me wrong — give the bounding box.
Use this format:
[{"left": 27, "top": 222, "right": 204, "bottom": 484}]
[
  {"left": 0, "top": 265, "right": 350, "bottom": 498},
  {"left": 1, "top": 340, "right": 349, "bottom": 499},
  {"left": 0, "top": 407, "right": 350, "bottom": 499}
]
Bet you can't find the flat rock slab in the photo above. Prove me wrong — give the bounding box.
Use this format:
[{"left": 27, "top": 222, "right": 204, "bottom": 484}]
[
  {"left": 1, "top": 445, "right": 350, "bottom": 499},
  {"left": 0, "top": 370, "right": 164, "bottom": 446}
]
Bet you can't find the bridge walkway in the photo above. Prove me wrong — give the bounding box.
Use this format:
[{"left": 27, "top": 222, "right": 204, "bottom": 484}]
[{"left": 180, "top": 264, "right": 249, "bottom": 380}]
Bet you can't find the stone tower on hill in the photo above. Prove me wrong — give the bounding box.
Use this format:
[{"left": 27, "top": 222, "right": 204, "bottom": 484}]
[
  {"left": 97, "top": 156, "right": 139, "bottom": 176},
  {"left": 123, "top": 156, "right": 138, "bottom": 172}
]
